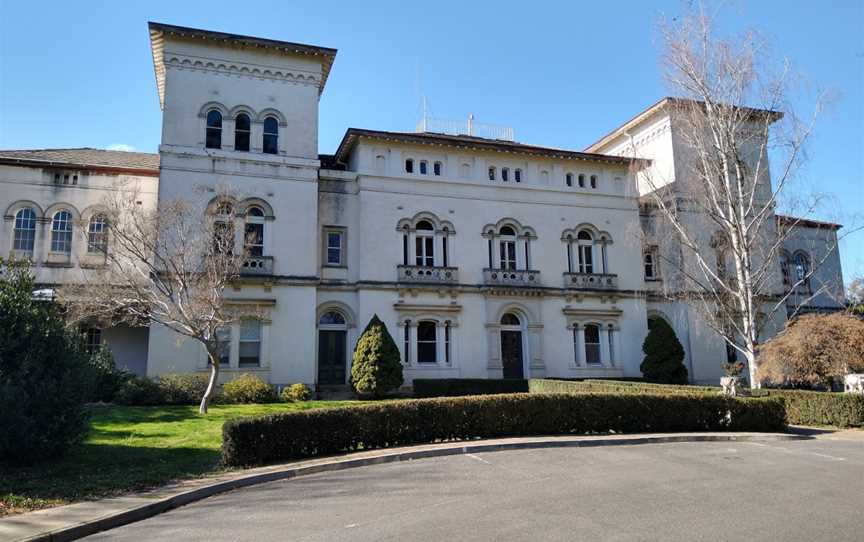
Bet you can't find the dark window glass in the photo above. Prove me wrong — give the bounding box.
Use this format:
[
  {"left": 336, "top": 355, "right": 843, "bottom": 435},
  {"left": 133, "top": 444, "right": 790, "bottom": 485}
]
[
  {"left": 500, "top": 313, "right": 520, "bottom": 326},
  {"left": 327, "top": 231, "right": 342, "bottom": 264},
  {"left": 502, "top": 168, "right": 509, "bottom": 181},
  {"left": 578, "top": 174, "right": 585, "bottom": 188},
  {"left": 319, "top": 311, "right": 346, "bottom": 325},
  {"left": 13, "top": 208, "right": 37, "bottom": 252},
  {"left": 234, "top": 113, "right": 251, "bottom": 152},
  {"left": 433, "top": 162, "right": 442, "bottom": 175},
  {"left": 420, "top": 161, "right": 428, "bottom": 175},
  {"left": 405, "top": 159, "right": 414, "bottom": 173},
  {"left": 263, "top": 117, "right": 279, "bottom": 154},
  {"left": 584, "top": 324, "right": 601, "bottom": 364},
  {"left": 590, "top": 175, "right": 597, "bottom": 189},
  {"left": 566, "top": 173, "right": 573, "bottom": 187},
  {"left": 500, "top": 225, "right": 515, "bottom": 236},
  {"left": 417, "top": 321, "right": 437, "bottom": 363},
  {"left": 515, "top": 169, "right": 522, "bottom": 182},
  {"left": 245, "top": 223, "right": 264, "bottom": 256},
  {"left": 206, "top": 110, "right": 222, "bottom": 149}
]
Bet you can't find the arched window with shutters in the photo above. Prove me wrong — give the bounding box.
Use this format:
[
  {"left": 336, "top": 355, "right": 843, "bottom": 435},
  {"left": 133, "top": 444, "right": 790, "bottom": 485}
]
[
  {"left": 205, "top": 110, "right": 222, "bottom": 149},
  {"left": 51, "top": 210, "right": 73, "bottom": 255},
  {"left": 234, "top": 113, "right": 251, "bottom": 152},
  {"left": 87, "top": 214, "right": 108, "bottom": 254},
  {"left": 262, "top": 117, "right": 279, "bottom": 154},
  {"left": 13, "top": 207, "right": 37, "bottom": 254}
]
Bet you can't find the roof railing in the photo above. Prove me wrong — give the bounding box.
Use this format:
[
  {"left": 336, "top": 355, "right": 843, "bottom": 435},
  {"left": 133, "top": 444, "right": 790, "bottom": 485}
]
[{"left": 416, "top": 114, "right": 515, "bottom": 141}]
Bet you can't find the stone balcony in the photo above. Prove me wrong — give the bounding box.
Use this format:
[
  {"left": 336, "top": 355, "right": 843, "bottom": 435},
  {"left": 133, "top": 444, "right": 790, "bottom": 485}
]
[
  {"left": 563, "top": 272, "right": 618, "bottom": 290},
  {"left": 397, "top": 265, "right": 459, "bottom": 284},
  {"left": 241, "top": 255, "right": 274, "bottom": 275},
  {"left": 483, "top": 268, "right": 541, "bottom": 286}
]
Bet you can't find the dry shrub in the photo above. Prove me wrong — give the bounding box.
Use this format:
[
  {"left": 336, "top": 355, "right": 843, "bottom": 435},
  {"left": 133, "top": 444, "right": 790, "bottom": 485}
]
[{"left": 758, "top": 313, "right": 864, "bottom": 389}]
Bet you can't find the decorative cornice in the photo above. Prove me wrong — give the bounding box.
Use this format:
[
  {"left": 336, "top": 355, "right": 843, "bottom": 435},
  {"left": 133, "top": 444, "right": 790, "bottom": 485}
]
[{"left": 164, "top": 54, "right": 321, "bottom": 88}]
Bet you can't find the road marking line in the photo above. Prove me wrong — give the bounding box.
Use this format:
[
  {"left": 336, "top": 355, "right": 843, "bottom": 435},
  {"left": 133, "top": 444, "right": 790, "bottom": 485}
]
[{"left": 466, "top": 453, "right": 492, "bottom": 465}]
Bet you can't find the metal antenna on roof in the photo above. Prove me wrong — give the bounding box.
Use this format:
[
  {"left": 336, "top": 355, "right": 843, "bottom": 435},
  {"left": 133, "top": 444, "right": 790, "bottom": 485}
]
[{"left": 468, "top": 114, "right": 474, "bottom": 137}]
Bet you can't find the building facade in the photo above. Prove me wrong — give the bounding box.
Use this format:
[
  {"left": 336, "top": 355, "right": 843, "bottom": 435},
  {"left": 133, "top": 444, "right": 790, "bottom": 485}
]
[{"left": 0, "top": 23, "right": 846, "bottom": 386}]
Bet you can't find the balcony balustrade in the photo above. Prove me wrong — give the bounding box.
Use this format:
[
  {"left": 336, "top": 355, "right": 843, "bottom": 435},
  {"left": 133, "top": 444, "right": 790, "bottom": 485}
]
[
  {"left": 397, "top": 265, "right": 458, "bottom": 283},
  {"left": 483, "top": 268, "right": 541, "bottom": 286},
  {"left": 563, "top": 272, "right": 618, "bottom": 290},
  {"left": 241, "top": 255, "right": 274, "bottom": 275}
]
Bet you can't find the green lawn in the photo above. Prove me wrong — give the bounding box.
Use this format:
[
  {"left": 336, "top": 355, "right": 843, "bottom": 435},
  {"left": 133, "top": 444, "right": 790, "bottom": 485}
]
[{"left": 0, "top": 401, "right": 358, "bottom": 516}]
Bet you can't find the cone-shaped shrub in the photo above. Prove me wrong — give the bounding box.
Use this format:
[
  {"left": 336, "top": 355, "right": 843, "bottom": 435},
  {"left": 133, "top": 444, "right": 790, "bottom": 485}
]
[
  {"left": 640, "top": 317, "right": 688, "bottom": 384},
  {"left": 351, "top": 314, "right": 403, "bottom": 397}
]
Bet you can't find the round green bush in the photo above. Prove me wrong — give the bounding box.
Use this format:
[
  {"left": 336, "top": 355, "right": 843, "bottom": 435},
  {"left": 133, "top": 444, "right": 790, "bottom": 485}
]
[
  {"left": 158, "top": 373, "right": 212, "bottom": 404},
  {"left": 114, "top": 376, "right": 165, "bottom": 406},
  {"left": 222, "top": 373, "right": 276, "bottom": 404},
  {"left": 281, "top": 383, "right": 313, "bottom": 402},
  {"left": 640, "top": 317, "right": 688, "bottom": 384},
  {"left": 0, "top": 261, "right": 95, "bottom": 465},
  {"left": 350, "top": 314, "right": 403, "bottom": 398}
]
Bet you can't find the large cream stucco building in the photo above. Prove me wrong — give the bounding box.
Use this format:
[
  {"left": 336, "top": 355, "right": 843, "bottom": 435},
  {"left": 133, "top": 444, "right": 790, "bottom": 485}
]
[{"left": 0, "top": 23, "right": 846, "bottom": 386}]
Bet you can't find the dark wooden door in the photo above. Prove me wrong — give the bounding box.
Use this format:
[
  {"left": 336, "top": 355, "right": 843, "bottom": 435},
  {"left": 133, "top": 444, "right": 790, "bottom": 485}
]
[
  {"left": 318, "top": 330, "right": 346, "bottom": 385},
  {"left": 500, "top": 330, "right": 524, "bottom": 379}
]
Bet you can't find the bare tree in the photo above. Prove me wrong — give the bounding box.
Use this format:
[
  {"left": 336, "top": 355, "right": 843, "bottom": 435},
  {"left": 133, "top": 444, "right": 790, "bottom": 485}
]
[
  {"left": 626, "top": 2, "right": 854, "bottom": 387},
  {"left": 60, "top": 184, "right": 256, "bottom": 413}
]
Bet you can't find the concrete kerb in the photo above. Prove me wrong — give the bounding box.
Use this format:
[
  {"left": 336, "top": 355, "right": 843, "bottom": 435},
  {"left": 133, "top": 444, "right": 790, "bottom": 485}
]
[{"left": 2, "top": 432, "right": 810, "bottom": 542}]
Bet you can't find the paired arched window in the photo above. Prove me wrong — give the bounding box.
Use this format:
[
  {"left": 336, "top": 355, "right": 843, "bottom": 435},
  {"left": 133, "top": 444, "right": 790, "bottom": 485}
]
[
  {"left": 13, "top": 207, "right": 37, "bottom": 253},
  {"left": 398, "top": 214, "right": 454, "bottom": 268},
  {"left": 576, "top": 230, "right": 594, "bottom": 273},
  {"left": 234, "top": 113, "right": 251, "bottom": 152},
  {"left": 50, "top": 210, "right": 73, "bottom": 255},
  {"left": 244, "top": 206, "right": 265, "bottom": 257},
  {"left": 483, "top": 221, "right": 535, "bottom": 271},
  {"left": 87, "top": 214, "right": 108, "bottom": 254},
  {"left": 499, "top": 225, "right": 517, "bottom": 270},
  {"left": 563, "top": 227, "right": 611, "bottom": 275},
  {"left": 262, "top": 117, "right": 279, "bottom": 154},
  {"left": 205, "top": 110, "right": 222, "bottom": 149}
]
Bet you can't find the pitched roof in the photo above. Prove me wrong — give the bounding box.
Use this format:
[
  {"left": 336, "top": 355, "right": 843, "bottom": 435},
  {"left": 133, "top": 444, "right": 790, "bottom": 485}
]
[
  {"left": 0, "top": 148, "right": 160, "bottom": 175},
  {"left": 334, "top": 128, "right": 643, "bottom": 166},
  {"left": 148, "top": 22, "right": 338, "bottom": 109},
  {"left": 776, "top": 214, "right": 842, "bottom": 231},
  {"left": 585, "top": 96, "right": 783, "bottom": 153}
]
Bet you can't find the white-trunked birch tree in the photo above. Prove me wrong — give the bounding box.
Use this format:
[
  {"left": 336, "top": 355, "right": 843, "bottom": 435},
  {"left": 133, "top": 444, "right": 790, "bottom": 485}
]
[
  {"left": 61, "top": 185, "right": 256, "bottom": 413},
  {"left": 628, "top": 3, "right": 842, "bottom": 388}
]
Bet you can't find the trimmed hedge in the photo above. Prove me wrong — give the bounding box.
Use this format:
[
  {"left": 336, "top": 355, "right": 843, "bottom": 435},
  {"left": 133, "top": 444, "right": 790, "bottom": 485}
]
[
  {"left": 413, "top": 378, "right": 528, "bottom": 398},
  {"left": 528, "top": 378, "right": 717, "bottom": 396},
  {"left": 222, "top": 392, "right": 786, "bottom": 466}
]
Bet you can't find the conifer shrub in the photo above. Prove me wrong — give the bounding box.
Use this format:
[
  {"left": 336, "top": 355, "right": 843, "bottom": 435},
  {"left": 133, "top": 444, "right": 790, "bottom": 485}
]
[
  {"left": 640, "top": 317, "right": 688, "bottom": 384},
  {"left": 350, "top": 314, "right": 403, "bottom": 397},
  {"left": 0, "top": 260, "right": 95, "bottom": 465}
]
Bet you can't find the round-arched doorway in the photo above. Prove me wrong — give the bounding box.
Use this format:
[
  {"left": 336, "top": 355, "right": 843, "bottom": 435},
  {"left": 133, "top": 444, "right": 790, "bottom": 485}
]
[
  {"left": 500, "top": 312, "right": 524, "bottom": 379},
  {"left": 317, "top": 310, "right": 348, "bottom": 386}
]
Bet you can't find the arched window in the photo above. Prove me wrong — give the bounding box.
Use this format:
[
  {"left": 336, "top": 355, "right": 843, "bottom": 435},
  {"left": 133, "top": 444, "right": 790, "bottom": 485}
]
[
  {"left": 13, "top": 207, "right": 36, "bottom": 253},
  {"left": 566, "top": 173, "right": 573, "bottom": 187},
  {"left": 319, "top": 311, "right": 346, "bottom": 326},
  {"left": 590, "top": 175, "right": 598, "bottom": 189},
  {"left": 87, "top": 214, "right": 108, "bottom": 254},
  {"left": 415, "top": 220, "right": 434, "bottom": 267},
  {"left": 405, "top": 158, "right": 414, "bottom": 174},
  {"left": 262, "top": 117, "right": 279, "bottom": 154},
  {"left": 417, "top": 321, "right": 437, "bottom": 363},
  {"left": 499, "top": 225, "right": 517, "bottom": 270},
  {"left": 502, "top": 167, "right": 510, "bottom": 182},
  {"left": 51, "top": 210, "right": 73, "bottom": 255},
  {"left": 419, "top": 160, "right": 428, "bottom": 175},
  {"left": 643, "top": 247, "right": 658, "bottom": 279},
  {"left": 433, "top": 161, "right": 442, "bottom": 176},
  {"left": 578, "top": 174, "right": 585, "bottom": 188},
  {"left": 584, "top": 324, "right": 601, "bottom": 364},
  {"left": 244, "top": 206, "right": 265, "bottom": 257},
  {"left": 577, "top": 230, "right": 594, "bottom": 273},
  {"left": 212, "top": 202, "right": 234, "bottom": 255},
  {"left": 500, "top": 313, "right": 520, "bottom": 326},
  {"left": 794, "top": 252, "right": 810, "bottom": 291},
  {"left": 488, "top": 166, "right": 496, "bottom": 181},
  {"left": 234, "top": 113, "right": 251, "bottom": 152},
  {"left": 514, "top": 169, "right": 522, "bottom": 182},
  {"left": 205, "top": 110, "right": 222, "bottom": 149}
]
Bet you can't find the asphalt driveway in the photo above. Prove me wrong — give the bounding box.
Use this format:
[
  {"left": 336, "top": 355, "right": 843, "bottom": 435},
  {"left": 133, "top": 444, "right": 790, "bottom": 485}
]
[{"left": 85, "top": 435, "right": 864, "bottom": 541}]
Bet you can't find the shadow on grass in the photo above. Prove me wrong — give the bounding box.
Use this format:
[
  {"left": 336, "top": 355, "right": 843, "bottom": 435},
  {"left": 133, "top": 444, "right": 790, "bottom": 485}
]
[{"left": 0, "top": 442, "right": 223, "bottom": 508}]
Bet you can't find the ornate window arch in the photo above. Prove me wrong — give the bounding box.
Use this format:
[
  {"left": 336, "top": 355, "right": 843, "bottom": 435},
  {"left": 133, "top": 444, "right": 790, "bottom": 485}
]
[
  {"left": 316, "top": 302, "right": 357, "bottom": 329},
  {"left": 482, "top": 219, "right": 537, "bottom": 271},
  {"left": 396, "top": 212, "right": 456, "bottom": 268},
  {"left": 561, "top": 224, "right": 613, "bottom": 274},
  {"left": 234, "top": 112, "right": 252, "bottom": 152},
  {"left": 204, "top": 108, "right": 224, "bottom": 149}
]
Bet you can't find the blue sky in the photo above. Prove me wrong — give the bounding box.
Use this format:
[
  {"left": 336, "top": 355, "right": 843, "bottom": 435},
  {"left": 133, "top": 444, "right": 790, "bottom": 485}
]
[{"left": 1, "top": 1, "right": 861, "bottom": 282}]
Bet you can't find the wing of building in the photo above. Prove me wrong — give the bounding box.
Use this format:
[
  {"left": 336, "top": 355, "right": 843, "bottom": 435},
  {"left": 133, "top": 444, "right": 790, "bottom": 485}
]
[{"left": 0, "top": 23, "right": 846, "bottom": 385}]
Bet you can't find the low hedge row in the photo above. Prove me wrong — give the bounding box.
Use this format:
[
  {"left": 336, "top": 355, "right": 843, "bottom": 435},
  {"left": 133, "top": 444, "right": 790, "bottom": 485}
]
[
  {"left": 221, "top": 392, "right": 786, "bottom": 467},
  {"left": 530, "top": 378, "right": 864, "bottom": 428},
  {"left": 528, "top": 378, "right": 717, "bottom": 396},
  {"left": 413, "top": 378, "right": 528, "bottom": 398}
]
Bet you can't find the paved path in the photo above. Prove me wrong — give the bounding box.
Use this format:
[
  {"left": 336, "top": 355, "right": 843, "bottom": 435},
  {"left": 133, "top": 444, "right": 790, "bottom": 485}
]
[{"left": 84, "top": 436, "right": 864, "bottom": 541}]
